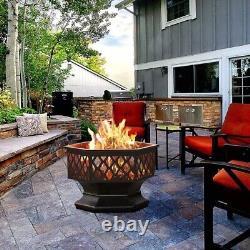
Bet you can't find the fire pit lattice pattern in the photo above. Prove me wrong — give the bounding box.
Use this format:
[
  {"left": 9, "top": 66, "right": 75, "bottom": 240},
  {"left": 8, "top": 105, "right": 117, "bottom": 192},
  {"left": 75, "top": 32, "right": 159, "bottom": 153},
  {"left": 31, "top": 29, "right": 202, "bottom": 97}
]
[{"left": 67, "top": 150, "right": 156, "bottom": 182}]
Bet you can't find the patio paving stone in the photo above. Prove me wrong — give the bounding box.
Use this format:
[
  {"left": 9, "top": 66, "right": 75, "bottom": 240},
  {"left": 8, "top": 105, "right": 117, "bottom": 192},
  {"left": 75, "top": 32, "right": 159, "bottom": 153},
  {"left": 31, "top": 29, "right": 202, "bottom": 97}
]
[{"left": 0, "top": 126, "right": 249, "bottom": 249}]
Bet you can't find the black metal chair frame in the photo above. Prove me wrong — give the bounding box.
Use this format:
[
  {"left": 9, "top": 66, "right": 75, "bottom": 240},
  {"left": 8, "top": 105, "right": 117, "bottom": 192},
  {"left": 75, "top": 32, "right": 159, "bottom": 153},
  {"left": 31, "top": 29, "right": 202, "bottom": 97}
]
[
  {"left": 143, "top": 120, "right": 151, "bottom": 143},
  {"left": 180, "top": 125, "right": 222, "bottom": 174},
  {"left": 180, "top": 125, "right": 250, "bottom": 175},
  {"left": 202, "top": 145, "right": 250, "bottom": 250}
]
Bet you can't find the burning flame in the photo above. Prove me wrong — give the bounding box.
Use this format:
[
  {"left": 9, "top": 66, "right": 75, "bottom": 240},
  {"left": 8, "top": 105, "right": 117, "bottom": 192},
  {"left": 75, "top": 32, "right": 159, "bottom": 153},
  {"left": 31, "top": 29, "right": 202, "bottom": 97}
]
[{"left": 88, "top": 119, "right": 137, "bottom": 150}]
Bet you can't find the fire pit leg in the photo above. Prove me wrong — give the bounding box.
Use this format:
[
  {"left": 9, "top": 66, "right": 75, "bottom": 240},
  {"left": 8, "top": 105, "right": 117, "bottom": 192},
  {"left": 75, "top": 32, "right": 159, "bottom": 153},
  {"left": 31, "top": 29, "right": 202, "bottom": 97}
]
[{"left": 75, "top": 182, "right": 149, "bottom": 213}]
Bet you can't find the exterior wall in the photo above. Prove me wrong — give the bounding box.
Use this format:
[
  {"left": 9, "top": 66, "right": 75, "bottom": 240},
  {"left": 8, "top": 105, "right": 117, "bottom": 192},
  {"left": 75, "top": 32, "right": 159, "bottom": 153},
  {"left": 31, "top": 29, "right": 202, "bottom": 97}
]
[
  {"left": 135, "top": 0, "right": 250, "bottom": 65},
  {"left": 134, "top": 0, "right": 250, "bottom": 116},
  {"left": 76, "top": 98, "right": 222, "bottom": 127},
  {"left": 136, "top": 68, "right": 168, "bottom": 97},
  {"left": 62, "top": 62, "right": 124, "bottom": 97}
]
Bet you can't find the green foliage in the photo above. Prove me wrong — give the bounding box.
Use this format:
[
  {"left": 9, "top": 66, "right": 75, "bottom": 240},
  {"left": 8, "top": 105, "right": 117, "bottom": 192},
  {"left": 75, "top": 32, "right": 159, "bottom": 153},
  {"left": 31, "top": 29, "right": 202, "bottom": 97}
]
[
  {"left": 0, "top": 89, "right": 16, "bottom": 109},
  {"left": 0, "top": 89, "right": 36, "bottom": 124},
  {"left": 80, "top": 118, "right": 97, "bottom": 141},
  {"left": 129, "top": 88, "right": 136, "bottom": 99},
  {"left": 0, "top": 107, "right": 36, "bottom": 125},
  {"left": 18, "top": 0, "right": 113, "bottom": 96},
  {"left": 73, "top": 106, "right": 78, "bottom": 118},
  {"left": 21, "top": 7, "right": 70, "bottom": 94},
  {"left": 73, "top": 55, "right": 107, "bottom": 76},
  {"left": 0, "top": 0, "right": 114, "bottom": 107}
]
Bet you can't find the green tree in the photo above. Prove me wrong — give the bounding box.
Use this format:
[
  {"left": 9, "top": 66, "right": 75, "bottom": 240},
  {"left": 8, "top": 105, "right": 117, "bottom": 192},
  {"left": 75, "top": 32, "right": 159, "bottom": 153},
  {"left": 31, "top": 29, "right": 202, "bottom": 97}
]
[
  {"left": 19, "top": 0, "right": 114, "bottom": 111},
  {"left": 22, "top": 7, "right": 70, "bottom": 94},
  {"left": 73, "top": 55, "right": 107, "bottom": 76},
  {"left": 40, "top": 0, "right": 114, "bottom": 94},
  {"left": 21, "top": 3, "right": 111, "bottom": 91}
]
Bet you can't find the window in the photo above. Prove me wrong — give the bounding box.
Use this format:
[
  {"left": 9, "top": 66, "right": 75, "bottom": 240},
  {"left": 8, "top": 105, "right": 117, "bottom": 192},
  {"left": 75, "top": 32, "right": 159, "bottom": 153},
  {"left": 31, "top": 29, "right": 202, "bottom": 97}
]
[
  {"left": 167, "top": 0, "right": 189, "bottom": 22},
  {"left": 231, "top": 57, "right": 250, "bottom": 104},
  {"left": 161, "top": 0, "right": 196, "bottom": 29},
  {"left": 174, "top": 62, "right": 219, "bottom": 93}
]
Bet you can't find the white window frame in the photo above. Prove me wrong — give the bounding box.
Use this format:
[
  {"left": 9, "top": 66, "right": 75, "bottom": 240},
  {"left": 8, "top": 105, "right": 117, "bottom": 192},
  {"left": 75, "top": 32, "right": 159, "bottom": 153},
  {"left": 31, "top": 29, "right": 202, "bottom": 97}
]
[
  {"left": 161, "top": 0, "right": 196, "bottom": 29},
  {"left": 230, "top": 56, "right": 250, "bottom": 104},
  {"left": 171, "top": 59, "right": 221, "bottom": 96}
]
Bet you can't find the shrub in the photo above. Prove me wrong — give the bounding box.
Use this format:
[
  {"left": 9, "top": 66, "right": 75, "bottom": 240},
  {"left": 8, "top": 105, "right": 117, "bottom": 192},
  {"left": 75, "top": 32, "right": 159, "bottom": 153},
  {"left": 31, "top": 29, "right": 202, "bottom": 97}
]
[
  {"left": 0, "top": 107, "right": 36, "bottom": 125},
  {"left": 0, "top": 89, "right": 36, "bottom": 125},
  {"left": 80, "top": 118, "right": 97, "bottom": 141},
  {"left": 0, "top": 89, "right": 16, "bottom": 109},
  {"left": 73, "top": 106, "right": 78, "bottom": 118}
]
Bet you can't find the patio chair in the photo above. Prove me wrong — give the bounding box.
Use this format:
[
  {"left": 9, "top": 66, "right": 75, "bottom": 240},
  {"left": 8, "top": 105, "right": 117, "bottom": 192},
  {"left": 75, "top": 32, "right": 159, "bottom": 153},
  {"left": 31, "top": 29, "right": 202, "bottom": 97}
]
[
  {"left": 112, "top": 101, "right": 150, "bottom": 143},
  {"left": 180, "top": 103, "right": 250, "bottom": 174},
  {"left": 202, "top": 144, "right": 250, "bottom": 250}
]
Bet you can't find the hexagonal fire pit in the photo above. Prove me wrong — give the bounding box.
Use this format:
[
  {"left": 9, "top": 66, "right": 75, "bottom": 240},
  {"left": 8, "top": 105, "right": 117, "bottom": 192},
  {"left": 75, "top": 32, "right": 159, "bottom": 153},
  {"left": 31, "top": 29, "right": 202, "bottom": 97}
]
[{"left": 66, "top": 141, "right": 158, "bottom": 212}]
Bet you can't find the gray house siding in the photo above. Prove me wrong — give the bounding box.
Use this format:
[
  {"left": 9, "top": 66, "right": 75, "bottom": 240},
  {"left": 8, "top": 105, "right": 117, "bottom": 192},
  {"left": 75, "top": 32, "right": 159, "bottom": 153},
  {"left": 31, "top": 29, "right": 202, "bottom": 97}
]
[
  {"left": 137, "top": 68, "right": 168, "bottom": 98},
  {"left": 135, "top": 0, "right": 250, "bottom": 65}
]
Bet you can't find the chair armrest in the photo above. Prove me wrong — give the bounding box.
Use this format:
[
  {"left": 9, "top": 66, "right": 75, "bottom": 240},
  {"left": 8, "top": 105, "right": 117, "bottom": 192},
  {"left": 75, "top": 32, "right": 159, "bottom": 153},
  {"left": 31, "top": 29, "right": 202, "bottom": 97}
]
[
  {"left": 224, "top": 144, "right": 250, "bottom": 162},
  {"left": 210, "top": 133, "right": 227, "bottom": 138},
  {"left": 181, "top": 125, "right": 221, "bottom": 130},
  {"left": 224, "top": 144, "right": 250, "bottom": 150},
  {"left": 201, "top": 160, "right": 250, "bottom": 174}
]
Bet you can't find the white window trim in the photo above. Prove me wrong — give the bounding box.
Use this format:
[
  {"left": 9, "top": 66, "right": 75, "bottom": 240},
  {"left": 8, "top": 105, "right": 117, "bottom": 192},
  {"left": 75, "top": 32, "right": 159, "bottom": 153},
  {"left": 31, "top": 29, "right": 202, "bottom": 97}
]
[
  {"left": 161, "top": 0, "right": 196, "bottom": 29},
  {"left": 171, "top": 59, "right": 221, "bottom": 96},
  {"left": 229, "top": 56, "right": 250, "bottom": 104}
]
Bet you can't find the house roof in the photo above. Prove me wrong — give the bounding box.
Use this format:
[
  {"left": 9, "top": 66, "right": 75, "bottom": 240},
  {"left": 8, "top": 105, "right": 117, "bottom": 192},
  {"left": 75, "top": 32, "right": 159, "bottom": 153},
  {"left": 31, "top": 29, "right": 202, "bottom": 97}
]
[
  {"left": 69, "top": 60, "right": 127, "bottom": 90},
  {"left": 115, "top": 0, "right": 135, "bottom": 10}
]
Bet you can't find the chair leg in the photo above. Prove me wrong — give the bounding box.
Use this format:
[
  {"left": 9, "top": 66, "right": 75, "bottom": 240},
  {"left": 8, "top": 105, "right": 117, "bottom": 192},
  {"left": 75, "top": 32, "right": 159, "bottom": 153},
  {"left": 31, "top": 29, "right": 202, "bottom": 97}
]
[
  {"left": 204, "top": 203, "right": 214, "bottom": 250},
  {"left": 145, "top": 123, "right": 150, "bottom": 143},
  {"left": 204, "top": 166, "right": 214, "bottom": 250},
  {"left": 227, "top": 210, "right": 234, "bottom": 220},
  {"left": 180, "top": 128, "right": 186, "bottom": 175}
]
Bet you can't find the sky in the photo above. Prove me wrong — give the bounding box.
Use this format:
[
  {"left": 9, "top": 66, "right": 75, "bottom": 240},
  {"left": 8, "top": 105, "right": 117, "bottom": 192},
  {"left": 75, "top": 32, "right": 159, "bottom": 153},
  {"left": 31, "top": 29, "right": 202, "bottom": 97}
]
[{"left": 91, "top": 0, "right": 134, "bottom": 89}]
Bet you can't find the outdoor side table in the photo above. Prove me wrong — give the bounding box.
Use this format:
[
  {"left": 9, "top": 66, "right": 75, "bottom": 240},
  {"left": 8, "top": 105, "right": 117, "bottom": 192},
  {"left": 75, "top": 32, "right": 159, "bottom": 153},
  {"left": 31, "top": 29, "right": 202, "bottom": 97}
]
[{"left": 155, "top": 124, "right": 182, "bottom": 169}]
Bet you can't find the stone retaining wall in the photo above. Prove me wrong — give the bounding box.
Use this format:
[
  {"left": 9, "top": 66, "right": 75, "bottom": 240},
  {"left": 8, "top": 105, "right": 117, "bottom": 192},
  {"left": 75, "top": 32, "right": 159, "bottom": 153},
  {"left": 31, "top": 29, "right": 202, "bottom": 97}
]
[
  {"left": 47, "top": 115, "right": 81, "bottom": 143},
  {"left": 0, "top": 116, "right": 81, "bottom": 196},
  {"left": 75, "top": 97, "right": 222, "bottom": 127},
  {"left": 0, "top": 115, "right": 81, "bottom": 141},
  {"left": 0, "top": 134, "right": 68, "bottom": 196}
]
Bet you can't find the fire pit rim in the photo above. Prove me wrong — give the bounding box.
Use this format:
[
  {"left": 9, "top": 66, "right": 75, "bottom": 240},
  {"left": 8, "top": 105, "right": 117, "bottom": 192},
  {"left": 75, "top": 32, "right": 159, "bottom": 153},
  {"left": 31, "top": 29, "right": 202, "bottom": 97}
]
[{"left": 65, "top": 142, "right": 158, "bottom": 157}]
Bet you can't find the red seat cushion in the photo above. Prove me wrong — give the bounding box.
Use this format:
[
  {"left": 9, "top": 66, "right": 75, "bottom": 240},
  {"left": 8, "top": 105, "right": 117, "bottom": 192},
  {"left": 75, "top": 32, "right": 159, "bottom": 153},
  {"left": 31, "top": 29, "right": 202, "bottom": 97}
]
[
  {"left": 185, "top": 136, "right": 226, "bottom": 156},
  {"left": 221, "top": 103, "right": 250, "bottom": 144},
  {"left": 213, "top": 160, "right": 250, "bottom": 210},
  {"left": 113, "top": 102, "right": 145, "bottom": 127},
  {"left": 126, "top": 126, "right": 145, "bottom": 138}
]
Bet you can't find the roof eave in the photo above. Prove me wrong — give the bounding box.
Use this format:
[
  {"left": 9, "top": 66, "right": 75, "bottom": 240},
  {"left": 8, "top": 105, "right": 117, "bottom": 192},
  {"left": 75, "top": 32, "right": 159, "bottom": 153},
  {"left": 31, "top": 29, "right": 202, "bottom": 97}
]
[
  {"left": 115, "top": 0, "right": 135, "bottom": 10},
  {"left": 69, "top": 60, "right": 127, "bottom": 90}
]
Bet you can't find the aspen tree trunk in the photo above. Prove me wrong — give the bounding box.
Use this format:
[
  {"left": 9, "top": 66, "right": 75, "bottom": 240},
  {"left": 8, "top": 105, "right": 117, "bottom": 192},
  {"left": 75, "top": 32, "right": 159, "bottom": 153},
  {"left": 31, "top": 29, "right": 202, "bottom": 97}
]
[
  {"left": 16, "top": 42, "right": 21, "bottom": 107},
  {"left": 20, "top": 1, "right": 27, "bottom": 108},
  {"left": 6, "top": 0, "right": 19, "bottom": 104}
]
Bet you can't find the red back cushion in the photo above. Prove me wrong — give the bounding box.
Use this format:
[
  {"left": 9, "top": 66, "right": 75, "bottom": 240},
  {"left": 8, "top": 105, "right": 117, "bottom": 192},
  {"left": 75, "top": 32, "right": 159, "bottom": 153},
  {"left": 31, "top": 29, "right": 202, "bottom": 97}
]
[
  {"left": 221, "top": 103, "right": 250, "bottom": 144},
  {"left": 113, "top": 101, "right": 145, "bottom": 127}
]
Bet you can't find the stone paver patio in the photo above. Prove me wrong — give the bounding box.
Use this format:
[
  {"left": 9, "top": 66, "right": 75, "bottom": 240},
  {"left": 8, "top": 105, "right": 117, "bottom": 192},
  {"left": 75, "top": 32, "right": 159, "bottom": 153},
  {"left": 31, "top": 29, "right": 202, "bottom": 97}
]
[{"left": 0, "top": 128, "right": 249, "bottom": 249}]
